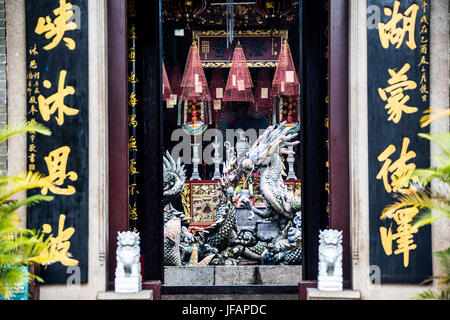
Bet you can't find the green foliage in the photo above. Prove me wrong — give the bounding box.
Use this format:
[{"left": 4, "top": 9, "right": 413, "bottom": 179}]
[
  {"left": 0, "top": 122, "right": 59, "bottom": 299},
  {"left": 382, "top": 132, "right": 450, "bottom": 229},
  {"left": 383, "top": 129, "right": 450, "bottom": 300},
  {"left": 412, "top": 248, "right": 450, "bottom": 300},
  {"left": 0, "top": 121, "right": 51, "bottom": 145}
]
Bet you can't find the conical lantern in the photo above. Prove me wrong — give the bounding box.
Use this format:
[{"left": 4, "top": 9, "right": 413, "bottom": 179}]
[
  {"left": 179, "top": 42, "right": 211, "bottom": 135},
  {"left": 162, "top": 61, "right": 173, "bottom": 102},
  {"left": 248, "top": 68, "right": 272, "bottom": 117},
  {"left": 271, "top": 41, "right": 300, "bottom": 97},
  {"left": 180, "top": 42, "right": 211, "bottom": 101},
  {"left": 223, "top": 42, "right": 254, "bottom": 103},
  {"left": 271, "top": 41, "right": 300, "bottom": 128}
]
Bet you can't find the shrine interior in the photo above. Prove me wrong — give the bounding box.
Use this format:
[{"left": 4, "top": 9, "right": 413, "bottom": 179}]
[{"left": 133, "top": 1, "right": 331, "bottom": 289}]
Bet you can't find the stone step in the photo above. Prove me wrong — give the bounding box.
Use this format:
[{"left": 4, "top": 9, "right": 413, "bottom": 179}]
[
  {"left": 162, "top": 293, "right": 299, "bottom": 300},
  {"left": 306, "top": 288, "right": 361, "bottom": 300},
  {"left": 164, "top": 265, "right": 302, "bottom": 286},
  {"left": 97, "top": 290, "right": 153, "bottom": 300}
]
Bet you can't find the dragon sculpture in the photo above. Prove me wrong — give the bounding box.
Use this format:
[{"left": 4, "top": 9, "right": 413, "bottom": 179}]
[
  {"left": 163, "top": 123, "right": 303, "bottom": 266},
  {"left": 163, "top": 151, "right": 190, "bottom": 266}
]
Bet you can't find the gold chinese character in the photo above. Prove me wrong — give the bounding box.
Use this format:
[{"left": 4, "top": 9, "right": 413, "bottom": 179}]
[
  {"left": 376, "top": 137, "right": 417, "bottom": 193},
  {"left": 129, "top": 26, "right": 137, "bottom": 39},
  {"left": 420, "top": 44, "right": 428, "bottom": 55},
  {"left": 38, "top": 70, "right": 79, "bottom": 126},
  {"left": 129, "top": 183, "right": 139, "bottom": 196},
  {"left": 28, "top": 144, "right": 37, "bottom": 153},
  {"left": 128, "top": 48, "right": 136, "bottom": 62},
  {"left": 27, "top": 71, "right": 40, "bottom": 80},
  {"left": 29, "top": 96, "right": 38, "bottom": 104},
  {"left": 41, "top": 146, "right": 78, "bottom": 196},
  {"left": 35, "top": 0, "right": 77, "bottom": 51},
  {"left": 417, "top": 55, "right": 429, "bottom": 67},
  {"left": 380, "top": 207, "right": 419, "bottom": 267},
  {"left": 28, "top": 105, "right": 38, "bottom": 116},
  {"left": 421, "top": 0, "right": 428, "bottom": 13},
  {"left": 41, "top": 214, "right": 78, "bottom": 266},
  {"left": 29, "top": 44, "right": 38, "bottom": 55},
  {"left": 420, "top": 24, "right": 428, "bottom": 34},
  {"left": 129, "top": 203, "right": 138, "bottom": 221},
  {"left": 128, "top": 114, "right": 138, "bottom": 128},
  {"left": 419, "top": 83, "right": 429, "bottom": 95},
  {"left": 129, "top": 136, "right": 138, "bottom": 152},
  {"left": 378, "top": 63, "right": 418, "bottom": 124},
  {"left": 129, "top": 92, "right": 138, "bottom": 108},
  {"left": 378, "top": 0, "right": 419, "bottom": 50},
  {"left": 129, "top": 159, "right": 139, "bottom": 175},
  {"left": 28, "top": 153, "right": 36, "bottom": 164},
  {"left": 420, "top": 15, "right": 429, "bottom": 25},
  {"left": 29, "top": 60, "right": 38, "bottom": 69},
  {"left": 128, "top": 72, "right": 139, "bottom": 84}
]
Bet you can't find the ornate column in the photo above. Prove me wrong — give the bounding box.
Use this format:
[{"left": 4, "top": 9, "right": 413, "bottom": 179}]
[
  {"left": 286, "top": 145, "right": 297, "bottom": 180},
  {"left": 190, "top": 138, "right": 201, "bottom": 180},
  {"left": 212, "top": 137, "right": 221, "bottom": 180}
]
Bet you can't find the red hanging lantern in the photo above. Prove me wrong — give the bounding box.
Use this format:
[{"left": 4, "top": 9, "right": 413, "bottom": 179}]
[
  {"left": 180, "top": 42, "right": 211, "bottom": 102},
  {"left": 179, "top": 42, "right": 211, "bottom": 135},
  {"left": 271, "top": 41, "right": 300, "bottom": 129},
  {"left": 271, "top": 41, "right": 300, "bottom": 97},
  {"left": 223, "top": 42, "right": 254, "bottom": 103}
]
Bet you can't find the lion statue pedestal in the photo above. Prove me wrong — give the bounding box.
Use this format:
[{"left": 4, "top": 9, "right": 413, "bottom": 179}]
[
  {"left": 115, "top": 231, "right": 142, "bottom": 293},
  {"left": 317, "top": 229, "right": 343, "bottom": 291}
]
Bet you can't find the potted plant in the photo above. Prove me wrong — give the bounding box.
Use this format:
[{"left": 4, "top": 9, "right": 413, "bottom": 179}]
[{"left": 0, "top": 122, "right": 71, "bottom": 299}]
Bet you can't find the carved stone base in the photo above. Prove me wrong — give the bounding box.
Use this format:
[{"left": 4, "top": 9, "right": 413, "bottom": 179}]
[
  {"left": 317, "top": 276, "right": 343, "bottom": 291},
  {"left": 115, "top": 276, "right": 142, "bottom": 293}
]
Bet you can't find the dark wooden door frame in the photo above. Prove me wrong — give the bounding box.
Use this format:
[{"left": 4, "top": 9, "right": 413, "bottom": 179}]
[
  {"left": 107, "top": 0, "right": 163, "bottom": 299},
  {"left": 108, "top": 0, "right": 350, "bottom": 298},
  {"left": 328, "top": 0, "right": 351, "bottom": 287},
  {"left": 299, "top": 0, "right": 351, "bottom": 297},
  {"left": 107, "top": 0, "right": 129, "bottom": 289}
]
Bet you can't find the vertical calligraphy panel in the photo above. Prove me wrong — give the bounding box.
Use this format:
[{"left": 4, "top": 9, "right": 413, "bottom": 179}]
[
  {"left": 367, "top": 0, "right": 431, "bottom": 283},
  {"left": 25, "top": 0, "right": 89, "bottom": 284},
  {"left": 127, "top": 0, "right": 143, "bottom": 234}
]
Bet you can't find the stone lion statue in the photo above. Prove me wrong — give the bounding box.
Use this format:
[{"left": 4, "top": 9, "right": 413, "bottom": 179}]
[
  {"left": 318, "top": 229, "right": 343, "bottom": 290},
  {"left": 115, "top": 231, "right": 141, "bottom": 278}
]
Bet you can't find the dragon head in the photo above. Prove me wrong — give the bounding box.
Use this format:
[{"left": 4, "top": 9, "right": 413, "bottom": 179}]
[
  {"left": 246, "top": 122, "right": 300, "bottom": 170},
  {"left": 163, "top": 150, "right": 186, "bottom": 206}
]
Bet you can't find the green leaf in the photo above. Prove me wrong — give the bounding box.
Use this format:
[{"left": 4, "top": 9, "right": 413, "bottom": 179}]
[
  {"left": 0, "top": 122, "right": 51, "bottom": 144},
  {"left": 418, "top": 132, "right": 450, "bottom": 160},
  {"left": 0, "top": 195, "right": 54, "bottom": 213}
]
